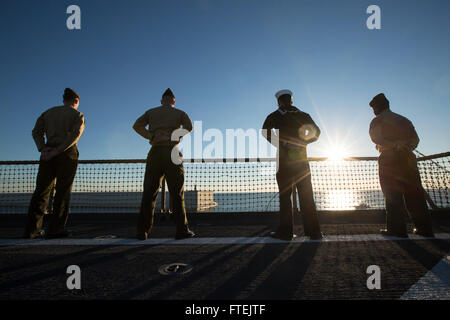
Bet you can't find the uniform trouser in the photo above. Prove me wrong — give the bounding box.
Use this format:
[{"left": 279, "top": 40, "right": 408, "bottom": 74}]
[
  {"left": 276, "top": 158, "right": 321, "bottom": 237},
  {"left": 137, "top": 146, "right": 189, "bottom": 237},
  {"left": 378, "top": 151, "right": 433, "bottom": 235},
  {"left": 24, "top": 146, "right": 79, "bottom": 236}
]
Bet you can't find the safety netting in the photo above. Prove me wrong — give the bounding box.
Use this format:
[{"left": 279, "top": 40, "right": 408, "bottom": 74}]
[{"left": 0, "top": 152, "right": 448, "bottom": 213}]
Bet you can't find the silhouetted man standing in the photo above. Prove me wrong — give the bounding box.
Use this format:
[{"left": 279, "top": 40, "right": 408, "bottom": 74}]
[
  {"left": 133, "top": 88, "right": 194, "bottom": 240},
  {"left": 369, "top": 93, "right": 434, "bottom": 237},
  {"left": 262, "top": 90, "right": 322, "bottom": 240},
  {"left": 24, "top": 88, "right": 85, "bottom": 239}
]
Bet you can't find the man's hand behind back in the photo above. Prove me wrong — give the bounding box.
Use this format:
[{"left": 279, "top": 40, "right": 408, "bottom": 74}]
[{"left": 40, "top": 147, "right": 59, "bottom": 162}]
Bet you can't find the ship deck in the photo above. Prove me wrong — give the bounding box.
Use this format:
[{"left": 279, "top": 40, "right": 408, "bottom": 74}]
[{"left": 0, "top": 210, "right": 449, "bottom": 301}]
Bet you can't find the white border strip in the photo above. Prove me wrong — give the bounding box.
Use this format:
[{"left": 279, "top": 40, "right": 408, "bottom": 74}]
[
  {"left": 0, "top": 233, "right": 449, "bottom": 246},
  {"left": 400, "top": 254, "right": 450, "bottom": 300}
]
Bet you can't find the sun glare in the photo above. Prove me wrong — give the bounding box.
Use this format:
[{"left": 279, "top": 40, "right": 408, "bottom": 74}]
[{"left": 326, "top": 145, "right": 349, "bottom": 161}]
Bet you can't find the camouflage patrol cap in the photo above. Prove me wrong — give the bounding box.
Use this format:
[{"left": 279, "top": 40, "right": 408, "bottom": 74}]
[
  {"left": 369, "top": 93, "right": 389, "bottom": 108},
  {"left": 162, "top": 88, "right": 175, "bottom": 98},
  {"left": 63, "top": 88, "right": 80, "bottom": 101}
]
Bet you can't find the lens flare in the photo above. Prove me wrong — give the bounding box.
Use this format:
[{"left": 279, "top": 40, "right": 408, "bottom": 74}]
[{"left": 298, "top": 124, "right": 317, "bottom": 141}]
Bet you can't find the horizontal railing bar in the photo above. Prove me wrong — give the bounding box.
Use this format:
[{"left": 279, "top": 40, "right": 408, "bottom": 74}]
[
  {"left": 0, "top": 151, "right": 448, "bottom": 165},
  {"left": 416, "top": 152, "right": 450, "bottom": 161}
]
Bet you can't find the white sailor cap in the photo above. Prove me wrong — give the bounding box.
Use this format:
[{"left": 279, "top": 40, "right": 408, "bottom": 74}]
[{"left": 275, "top": 89, "right": 293, "bottom": 99}]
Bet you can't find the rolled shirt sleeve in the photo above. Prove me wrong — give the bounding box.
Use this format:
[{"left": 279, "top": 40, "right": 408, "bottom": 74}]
[
  {"left": 405, "top": 122, "right": 420, "bottom": 151},
  {"left": 169, "top": 111, "right": 193, "bottom": 143},
  {"left": 181, "top": 111, "right": 193, "bottom": 132},
  {"left": 56, "top": 113, "right": 85, "bottom": 153},
  {"left": 133, "top": 111, "right": 151, "bottom": 140},
  {"left": 32, "top": 113, "right": 46, "bottom": 152}
]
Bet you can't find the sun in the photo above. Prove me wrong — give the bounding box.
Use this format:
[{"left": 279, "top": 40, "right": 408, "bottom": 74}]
[{"left": 326, "top": 144, "right": 349, "bottom": 161}]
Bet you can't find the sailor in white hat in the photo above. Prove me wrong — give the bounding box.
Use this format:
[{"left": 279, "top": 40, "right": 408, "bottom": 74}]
[
  {"left": 275, "top": 89, "right": 293, "bottom": 99},
  {"left": 262, "top": 89, "right": 323, "bottom": 240}
]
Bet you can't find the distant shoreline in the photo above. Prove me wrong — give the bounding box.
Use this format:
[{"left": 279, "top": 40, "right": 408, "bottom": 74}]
[{"left": 1, "top": 189, "right": 446, "bottom": 214}]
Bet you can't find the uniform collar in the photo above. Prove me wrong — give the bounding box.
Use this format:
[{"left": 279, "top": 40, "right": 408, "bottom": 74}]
[
  {"left": 277, "top": 107, "right": 287, "bottom": 115},
  {"left": 277, "top": 106, "right": 298, "bottom": 115}
]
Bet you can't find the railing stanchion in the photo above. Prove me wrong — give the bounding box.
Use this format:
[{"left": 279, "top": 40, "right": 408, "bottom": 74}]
[
  {"left": 292, "top": 185, "right": 298, "bottom": 214},
  {"left": 161, "top": 178, "right": 166, "bottom": 213}
]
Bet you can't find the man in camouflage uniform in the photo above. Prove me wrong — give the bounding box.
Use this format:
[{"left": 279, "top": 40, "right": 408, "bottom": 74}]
[
  {"left": 133, "top": 88, "right": 194, "bottom": 240},
  {"left": 369, "top": 93, "right": 434, "bottom": 238},
  {"left": 24, "top": 88, "right": 85, "bottom": 239}
]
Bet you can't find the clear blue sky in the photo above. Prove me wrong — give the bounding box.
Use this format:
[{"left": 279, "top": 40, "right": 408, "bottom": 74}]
[{"left": 1, "top": 0, "right": 449, "bottom": 160}]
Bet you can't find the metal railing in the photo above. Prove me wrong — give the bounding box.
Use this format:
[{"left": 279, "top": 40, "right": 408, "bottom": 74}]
[{"left": 0, "top": 152, "right": 448, "bottom": 214}]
